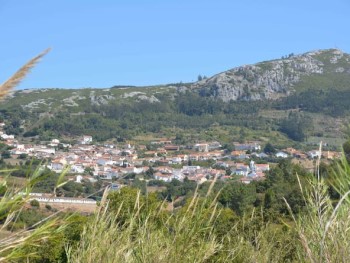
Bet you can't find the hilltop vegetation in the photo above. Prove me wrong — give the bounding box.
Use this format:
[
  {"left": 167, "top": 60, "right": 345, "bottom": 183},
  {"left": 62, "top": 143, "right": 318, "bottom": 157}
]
[{"left": 0, "top": 91, "right": 310, "bottom": 143}]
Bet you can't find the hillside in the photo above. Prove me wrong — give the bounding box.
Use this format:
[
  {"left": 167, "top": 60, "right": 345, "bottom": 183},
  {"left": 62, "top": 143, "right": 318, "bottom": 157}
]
[
  {"left": 191, "top": 49, "right": 350, "bottom": 101},
  {"left": 1, "top": 49, "right": 350, "bottom": 144},
  {"left": 5, "top": 49, "right": 350, "bottom": 110}
]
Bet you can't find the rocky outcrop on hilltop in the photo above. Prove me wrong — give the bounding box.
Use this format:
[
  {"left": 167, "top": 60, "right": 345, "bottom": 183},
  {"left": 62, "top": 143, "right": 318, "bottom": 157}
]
[{"left": 191, "top": 49, "right": 350, "bottom": 102}]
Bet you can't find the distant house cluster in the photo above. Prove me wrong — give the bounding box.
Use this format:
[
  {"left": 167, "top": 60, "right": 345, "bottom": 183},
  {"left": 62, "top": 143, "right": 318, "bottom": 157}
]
[{"left": 0, "top": 119, "right": 343, "bottom": 187}]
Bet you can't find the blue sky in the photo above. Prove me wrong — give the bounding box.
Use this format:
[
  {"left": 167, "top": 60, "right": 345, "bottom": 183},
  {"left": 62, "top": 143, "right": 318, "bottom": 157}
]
[{"left": 1, "top": 0, "right": 349, "bottom": 89}]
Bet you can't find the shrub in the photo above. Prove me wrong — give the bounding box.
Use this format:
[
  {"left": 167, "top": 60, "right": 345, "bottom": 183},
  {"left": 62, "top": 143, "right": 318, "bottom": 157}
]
[{"left": 30, "top": 199, "right": 40, "bottom": 207}]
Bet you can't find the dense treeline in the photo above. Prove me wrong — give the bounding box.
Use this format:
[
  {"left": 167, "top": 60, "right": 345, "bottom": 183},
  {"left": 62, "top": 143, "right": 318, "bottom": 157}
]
[
  {"left": 279, "top": 112, "right": 313, "bottom": 141},
  {"left": 274, "top": 89, "right": 350, "bottom": 117},
  {"left": 2, "top": 92, "right": 272, "bottom": 141}
]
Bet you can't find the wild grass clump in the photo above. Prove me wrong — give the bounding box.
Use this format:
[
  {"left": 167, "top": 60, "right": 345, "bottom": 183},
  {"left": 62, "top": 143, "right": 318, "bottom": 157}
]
[
  {"left": 67, "top": 185, "right": 222, "bottom": 263},
  {"left": 0, "top": 164, "right": 69, "bottom": 262},
  {"left": 68, "top": 150, "right": 350, "bottom": 263},
  {"left": 286, "top": 148, "right": 350, "bottom": 263},
  {"left": 67, "top": 183, "right": 300, "bottom": 263}
]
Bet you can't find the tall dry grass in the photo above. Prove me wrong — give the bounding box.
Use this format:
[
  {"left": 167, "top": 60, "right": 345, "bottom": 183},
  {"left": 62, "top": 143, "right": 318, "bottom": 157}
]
[
  {"left": 0, "top": 48, "right": 50, "bottom": 99},
  {"left": 68, "top": 148, "right": 350, "bottom": 263},
  {"left": 67, "top": 184, "right": 222, "bottom": 263},
  {"left": 0, "top": 49, "right": 71, "bottom": 262},
  {"left": 67, "top": 184, "right": 299, "bottom": 263},
  {"left": 285, "top": 145, "right": 350, "bottom": 263},
  {"left": 0, "top": 164, "right": 69, "bottom": 261}
]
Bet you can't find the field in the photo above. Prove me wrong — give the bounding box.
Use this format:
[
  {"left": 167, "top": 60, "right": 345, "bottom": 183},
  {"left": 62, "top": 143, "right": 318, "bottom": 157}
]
[{"left": 37, "top": 202, "right": 97, "bottom": 213}]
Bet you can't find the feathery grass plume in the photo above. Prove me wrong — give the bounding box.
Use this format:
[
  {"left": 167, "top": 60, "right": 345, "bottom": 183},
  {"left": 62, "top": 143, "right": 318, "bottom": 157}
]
[{"left": 0, "top": 48, "right": 50, "bottom": 99}]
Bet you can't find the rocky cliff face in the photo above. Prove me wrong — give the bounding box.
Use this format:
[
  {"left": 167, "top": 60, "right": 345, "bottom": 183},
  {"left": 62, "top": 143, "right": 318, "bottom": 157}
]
[{"left": 191, "top": 49, "right": 350, "bottom": 102}]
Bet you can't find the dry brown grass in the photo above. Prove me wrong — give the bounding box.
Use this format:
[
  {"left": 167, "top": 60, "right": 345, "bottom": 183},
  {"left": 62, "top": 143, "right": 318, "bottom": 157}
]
[
  {"left": 42, "top": 202, "right": 97, "bottom": 213},
  {"left": 0, "top": 48, "right": 50, "bottom": 100}
]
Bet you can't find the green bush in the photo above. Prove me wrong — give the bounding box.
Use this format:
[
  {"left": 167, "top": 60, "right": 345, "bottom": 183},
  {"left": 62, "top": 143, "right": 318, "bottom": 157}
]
[{"left": 29, "top": 199, "right": 40, "bottom": 207}]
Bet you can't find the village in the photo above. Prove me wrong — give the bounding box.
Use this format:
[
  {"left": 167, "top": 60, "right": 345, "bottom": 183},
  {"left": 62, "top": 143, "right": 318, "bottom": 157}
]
[{"left": 0, "top": 119, "right": 342, "bottom": 190}]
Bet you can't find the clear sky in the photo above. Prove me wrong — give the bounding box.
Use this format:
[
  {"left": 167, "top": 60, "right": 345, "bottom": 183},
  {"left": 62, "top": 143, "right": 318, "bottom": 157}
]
[{"left": 1, "top": 0, "right": 349, "bottom": 89}]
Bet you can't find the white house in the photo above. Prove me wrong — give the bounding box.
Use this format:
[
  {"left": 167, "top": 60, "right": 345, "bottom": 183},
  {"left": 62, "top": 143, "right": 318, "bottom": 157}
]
[
  {"left": 154, "top": 172, "right": 174, "bottom": 182},
  {"left": 182, "top": 165, "right": 200, "bottom": 171},
  {"left": 231, "top": 164, "right": 249, "bottom": 177},
  {"left": 76, "top": 175, "right": 83, "bottom": 183},
  {"left": 308, "top": 150, "right": 321, "bottom": 159},
  {"left": 170, "top": 157, "right": 182, "bottom": 164},
  {"left": 70, "top": 164, "right": 85, "bottom": 174},
  {"left": 276, "top": 151, "right": 288, "bottom": 158},
  {"left": 234, "top": 142, "right": 261, "bottom": 152},
  {"left": 194, "top": 143, "right": 209, "bottom": 152},
  {"left": 81, "top": 135, "right": 93, "bottom": 144},
  {"left": 1, "top": 134, "right": 14, "bottom": 140},
  {"left": 51, "top": 139, "right": 60, "bottom": 144},
  {"left": 208, "top": 141, "right": 222, "bottom": 150},
  {"left": 49, "top": 162, "right": 64, "bottom": 172}
]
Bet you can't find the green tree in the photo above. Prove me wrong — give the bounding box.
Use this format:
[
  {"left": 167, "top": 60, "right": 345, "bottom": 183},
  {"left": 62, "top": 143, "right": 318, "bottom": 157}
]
[
  {"left": 259, "top": 159, "right": 308, "bottom": 217},
  {"left": 264, "top": 142, "right": 276, "bottom": 154},
  {"left": 1, "top": 150, "right": 11, "bottom": 159},
  {"left": 18, "top": 153, "right": 28, "bottom": 159},
  {"left": 145, "top": 166, "right": 155, "bottom": 179},
  {"left": 219, "top": 182, "right": 256, "bottom": 215},
  {"left": 280, "top": 112, "right": 312, "bottom": 141}
]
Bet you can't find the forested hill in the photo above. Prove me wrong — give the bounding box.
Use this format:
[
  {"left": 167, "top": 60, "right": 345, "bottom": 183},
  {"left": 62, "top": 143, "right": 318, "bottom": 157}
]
[{"left": 1, "top": 48, "right": 350, "bottom": 142}]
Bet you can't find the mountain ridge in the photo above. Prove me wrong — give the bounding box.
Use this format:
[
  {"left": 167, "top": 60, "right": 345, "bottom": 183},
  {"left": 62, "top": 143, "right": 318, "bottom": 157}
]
[
  {"left": 2, "top": 48, "right": 349, "bottom": 117},
  {"left": 10, "top": 48, "right": 350, "bottom": 104},
  {"left": 190, "top": 48, "right": 350, "bottom": 102}
]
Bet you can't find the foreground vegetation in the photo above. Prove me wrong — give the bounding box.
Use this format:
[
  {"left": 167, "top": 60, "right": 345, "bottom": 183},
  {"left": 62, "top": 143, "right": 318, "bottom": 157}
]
[{"left": 0, "top": 142, "right": 348, "bottom": 262}]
